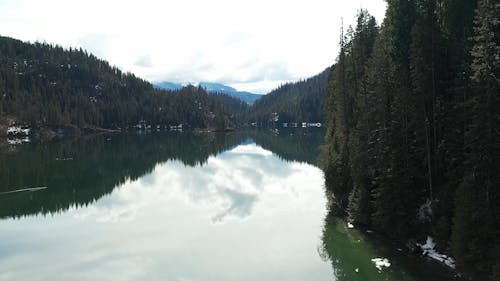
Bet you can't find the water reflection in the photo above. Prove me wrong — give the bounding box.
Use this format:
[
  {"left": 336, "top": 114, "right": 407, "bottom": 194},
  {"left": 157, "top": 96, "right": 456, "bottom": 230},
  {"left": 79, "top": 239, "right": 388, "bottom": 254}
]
[
  {"left": 0, "top": 132, "right": 247, "bottom": 218},
  {"left": 66, "top": 143, "right": 318, "bottom": 225},
  {"left": 0, "top": 131, "right": 331, "bottom": 281},
  {"left": 250, "top": 128, "right": 325, "bottom": 166},
  {"left": 0, "top": 129, "right": 325, "bottom": 219}
]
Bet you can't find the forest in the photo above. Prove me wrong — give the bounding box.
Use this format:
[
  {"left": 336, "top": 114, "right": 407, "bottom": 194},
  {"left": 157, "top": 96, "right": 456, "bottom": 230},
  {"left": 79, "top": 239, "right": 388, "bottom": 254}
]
[
  {"left": 245, "top": 67, "right": 329, "bottom": 125},
  {"left": 322, "top": 0, "right": 499, "bottom": 279},
  {"left": 0, "top": 36, "right": 242, "bottom": 133}
]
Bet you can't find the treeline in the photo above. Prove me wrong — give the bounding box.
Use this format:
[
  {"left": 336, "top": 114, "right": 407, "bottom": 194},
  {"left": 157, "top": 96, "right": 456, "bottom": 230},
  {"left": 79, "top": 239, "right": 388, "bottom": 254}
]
[
  {"left": 323, "top": 0, "right": 498, "bottom": 279},
  {"left": 245, "top": 67, "right": 329, "bottom": 125},
  {"left": 0, "top": 36, "right": 241, "bottom": 130}
]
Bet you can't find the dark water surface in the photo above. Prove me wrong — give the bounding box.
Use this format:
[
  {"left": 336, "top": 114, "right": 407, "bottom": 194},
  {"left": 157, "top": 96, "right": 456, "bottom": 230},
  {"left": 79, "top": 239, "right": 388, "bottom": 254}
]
[{"left": 0, "top": 130, "right": 458, "bottom": 281}]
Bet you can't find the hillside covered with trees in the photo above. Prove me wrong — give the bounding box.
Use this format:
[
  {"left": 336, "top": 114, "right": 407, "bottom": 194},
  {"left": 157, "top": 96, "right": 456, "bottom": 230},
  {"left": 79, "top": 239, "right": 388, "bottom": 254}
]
[
  {"left": 244, "top": 67, "right": 329, "bottom": 125},
  {"left": 0, "top": 36, "right": 241, "bottom": 133},
  {"left": 0, "top": 35, "right": 330, "bottom": 134},
  {"left": 322, "top": 1, "right": 499, "bottom": 279}
]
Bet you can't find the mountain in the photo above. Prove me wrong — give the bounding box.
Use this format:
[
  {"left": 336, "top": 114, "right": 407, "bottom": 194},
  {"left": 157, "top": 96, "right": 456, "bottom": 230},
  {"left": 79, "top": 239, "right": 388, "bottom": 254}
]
[
  {"left": 155, "top": 81, "right": 262, "bottom": 104},
  {"left": 198, "top": 82, "right": 236, "bottom": 93},
  {"left": 0, "top": 36, "right": 239, "bottom": 135},
  {"left": 154, "top": 81, "right": 182, "bottom": 91},
  {"left": 199, "top": 82, "right": 262, "bottom": 104},
  {"left": 245, "top": 67, "right": 330, "bottom": 125},
  {"left": 223, "top": 90, "right": 262, "bottom": 105}
]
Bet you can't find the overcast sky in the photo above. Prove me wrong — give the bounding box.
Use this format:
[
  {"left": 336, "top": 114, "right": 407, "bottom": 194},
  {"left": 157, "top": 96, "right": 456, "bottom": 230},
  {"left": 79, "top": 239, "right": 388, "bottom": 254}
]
[{"left": 0, "top": 0, "right": 386, "bottom": 94}]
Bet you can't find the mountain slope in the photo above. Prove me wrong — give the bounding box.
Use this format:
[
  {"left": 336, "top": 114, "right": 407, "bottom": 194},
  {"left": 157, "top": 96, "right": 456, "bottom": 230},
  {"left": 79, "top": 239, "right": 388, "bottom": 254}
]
[
  {"left": 0, "top": 36, "right": 238, "bottom": 132},
  {"left": 245, "top": 67, "right": 330, "bottom": 125},
  {"left": 198, "top": 82, "right": 236, "bottom": 93},
  {"left": 154, "top": 81, "right": 183, "bottom": 91},
  {"left": 224, "top": 90, "right": 261, "bottom": 104},
  {"left": 199, "top": 82, "right": 262, "bottom": 104}
]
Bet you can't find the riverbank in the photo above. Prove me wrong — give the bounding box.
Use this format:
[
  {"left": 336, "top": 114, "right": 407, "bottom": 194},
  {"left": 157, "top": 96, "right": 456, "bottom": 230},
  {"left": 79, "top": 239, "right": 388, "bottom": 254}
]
[{"left": 0, "top": 115, "right": 238, "bottom": 143}]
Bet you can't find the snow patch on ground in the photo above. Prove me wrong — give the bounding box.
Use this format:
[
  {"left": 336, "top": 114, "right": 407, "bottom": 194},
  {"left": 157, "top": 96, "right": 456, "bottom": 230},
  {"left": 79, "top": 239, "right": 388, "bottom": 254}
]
[
  {"left": 418, "top": 236, "right": 456, "bottom": 268},
  {"left": 7, "top": 137, "right": 30, "bottom": 145},
  {"left": 371, "top": 258, "right": 391, "bottom": 270},
  {"left": 7, "top": 126, "right": 30, "bottom": 135},
  {"left": 6, "top": 125, "right": 31, "bottom": 145}
]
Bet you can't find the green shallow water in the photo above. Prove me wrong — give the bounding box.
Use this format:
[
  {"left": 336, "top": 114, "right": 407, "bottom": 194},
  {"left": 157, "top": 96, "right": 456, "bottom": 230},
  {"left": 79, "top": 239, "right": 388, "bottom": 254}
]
[
  {"left": 0, "top": 130, "right": 459, "bottom": 281},
  {"left": 321, "top": 216, "right": 461, "bottom": 281}
]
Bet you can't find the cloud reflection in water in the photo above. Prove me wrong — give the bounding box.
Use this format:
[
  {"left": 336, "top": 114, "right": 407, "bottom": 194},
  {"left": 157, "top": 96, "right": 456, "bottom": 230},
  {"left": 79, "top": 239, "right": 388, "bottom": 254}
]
[
  {"left": 0, "top": 142, "right": 330, "bottom": 281},
  {"left": 72, "top": 143, "right": 304, "bottom": 224}
]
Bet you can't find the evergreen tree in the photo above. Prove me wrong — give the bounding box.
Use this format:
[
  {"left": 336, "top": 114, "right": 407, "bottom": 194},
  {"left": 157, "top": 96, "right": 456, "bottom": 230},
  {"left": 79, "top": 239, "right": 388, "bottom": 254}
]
[
  {"left": 346, "top": 11, "right": 379, "bottom": 225},
  {"left": 451, "top": 0, "right": 500, "bottom": 276},
  {"left": 322, "top": 0, "right": 498, "bottom": 277}
]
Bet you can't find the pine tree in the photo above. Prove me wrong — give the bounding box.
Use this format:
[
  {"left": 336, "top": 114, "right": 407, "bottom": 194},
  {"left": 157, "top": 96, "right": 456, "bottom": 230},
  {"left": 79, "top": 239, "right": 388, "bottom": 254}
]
[
  {"left": 346, "top": 11, "right": 379, "bottom": 225},
  {"left": 369, "top": 0, "right": 421, "bottom": 237},
  {"left": 324, "top": 22, "right": 353, "bottom": 213},
  {"left": 436, "top": 0, "right": 478, "bottom": 249},
  {"left": 451, "top": 0, "right": 500, "bottom": 276}
]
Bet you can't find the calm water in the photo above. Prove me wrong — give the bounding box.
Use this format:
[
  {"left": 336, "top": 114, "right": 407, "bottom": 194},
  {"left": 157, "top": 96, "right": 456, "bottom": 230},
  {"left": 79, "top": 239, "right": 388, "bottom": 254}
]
[{"left": 0, "top": 130, "right": 458, "bottom": 281}]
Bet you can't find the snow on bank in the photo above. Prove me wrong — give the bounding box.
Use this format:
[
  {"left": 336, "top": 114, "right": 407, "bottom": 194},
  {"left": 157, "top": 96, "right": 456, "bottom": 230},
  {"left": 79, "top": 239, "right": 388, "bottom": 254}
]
[
  {"left": 418, "top": 236, "right": 456, "bottom": 268},
  {"left": 371, "top": 258, "right": 391, "bottom": 270},
  {"left": 7, "top": 137, "right": 30, "bottom": 145},
  {"left": 7, "top": 126, "right": 30, "bottom": 135},
  {"left": 5, "top": 125, "right": 31, "bottom": 145}
]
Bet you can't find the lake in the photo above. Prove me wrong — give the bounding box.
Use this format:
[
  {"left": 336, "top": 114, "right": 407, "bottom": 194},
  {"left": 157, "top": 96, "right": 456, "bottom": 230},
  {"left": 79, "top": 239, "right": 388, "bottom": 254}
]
[{"left": 0, "top": 130, "right": 460, "bottom": 281}]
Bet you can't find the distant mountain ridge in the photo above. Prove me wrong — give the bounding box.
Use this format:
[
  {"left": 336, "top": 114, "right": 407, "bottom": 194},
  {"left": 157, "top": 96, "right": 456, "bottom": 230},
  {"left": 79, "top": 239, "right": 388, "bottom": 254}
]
[
  {"left": 154, "top": 81, "right": 183, "bottom": 91},
  {"left": 155, "top": 81, "right": 262, "bottom": 104},
  {"left": 199, "top": 82, "right": 236, "bottom": 93}
]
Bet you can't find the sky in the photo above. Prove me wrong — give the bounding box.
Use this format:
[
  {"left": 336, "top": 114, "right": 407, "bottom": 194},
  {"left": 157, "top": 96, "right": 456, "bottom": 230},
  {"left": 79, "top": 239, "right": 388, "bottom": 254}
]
[{"left": 0, "top": 0, "right": 386, "bottom": 94}]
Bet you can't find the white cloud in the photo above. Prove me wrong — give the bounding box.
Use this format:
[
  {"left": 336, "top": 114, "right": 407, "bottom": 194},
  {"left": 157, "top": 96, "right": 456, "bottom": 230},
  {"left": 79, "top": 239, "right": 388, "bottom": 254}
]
[
  {"left": 134, "top": 55, "right": 153, "bottom": 68},
  {"left": 0, "top": 0, "right": 386, "bottom": 93}
]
